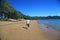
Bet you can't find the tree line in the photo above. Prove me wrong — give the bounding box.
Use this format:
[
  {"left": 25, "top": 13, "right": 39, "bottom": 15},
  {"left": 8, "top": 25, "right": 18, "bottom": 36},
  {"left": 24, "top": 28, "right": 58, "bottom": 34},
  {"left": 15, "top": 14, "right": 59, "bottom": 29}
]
[{"left": 0, "top": 0, "right": 31, "bottom": 20}]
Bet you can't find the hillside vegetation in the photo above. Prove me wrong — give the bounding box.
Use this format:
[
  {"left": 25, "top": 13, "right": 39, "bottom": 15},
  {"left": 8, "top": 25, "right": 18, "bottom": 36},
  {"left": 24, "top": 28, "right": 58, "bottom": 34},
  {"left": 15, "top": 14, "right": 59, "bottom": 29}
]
[{"left": 0, "top": 0, "right": 31, "bottom": 20}]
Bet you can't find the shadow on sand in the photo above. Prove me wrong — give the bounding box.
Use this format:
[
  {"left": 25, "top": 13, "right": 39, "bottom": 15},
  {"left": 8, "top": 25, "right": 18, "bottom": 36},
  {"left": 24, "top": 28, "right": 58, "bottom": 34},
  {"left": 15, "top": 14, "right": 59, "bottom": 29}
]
[
  {"left": 0, "top": 38, "right": 1, "bottom": 40},
  {"left": 22, "top": 27, "right": 28, "bottom": 29}
]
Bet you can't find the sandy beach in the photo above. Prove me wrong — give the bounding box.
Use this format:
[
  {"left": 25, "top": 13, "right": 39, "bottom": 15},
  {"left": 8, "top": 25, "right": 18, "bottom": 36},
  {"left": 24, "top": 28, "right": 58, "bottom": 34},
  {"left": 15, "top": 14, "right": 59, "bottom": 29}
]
[{"left": 0, "top": 20, "right": 60, "bottom": 40}]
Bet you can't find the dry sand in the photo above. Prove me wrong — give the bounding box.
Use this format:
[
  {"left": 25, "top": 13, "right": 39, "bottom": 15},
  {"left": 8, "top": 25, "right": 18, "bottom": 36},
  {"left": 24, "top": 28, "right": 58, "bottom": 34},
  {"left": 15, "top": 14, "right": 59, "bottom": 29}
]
[{"left": 0, "top": 20, "right": 59, "bottom": 40}]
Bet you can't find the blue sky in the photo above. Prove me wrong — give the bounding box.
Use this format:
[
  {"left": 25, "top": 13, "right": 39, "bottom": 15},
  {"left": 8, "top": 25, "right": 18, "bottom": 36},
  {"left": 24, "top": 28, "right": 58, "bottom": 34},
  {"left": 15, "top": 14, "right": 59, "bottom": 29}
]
[{"left": 9, "top": 0, "right": 60, "bottom": 16}]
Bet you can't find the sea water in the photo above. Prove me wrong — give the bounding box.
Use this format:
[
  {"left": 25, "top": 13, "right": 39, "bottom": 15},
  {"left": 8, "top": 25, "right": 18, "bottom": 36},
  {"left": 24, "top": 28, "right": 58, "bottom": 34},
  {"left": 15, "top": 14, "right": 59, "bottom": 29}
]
[{"left": 39, "top": 19, "right": 60, "bottom": 30}]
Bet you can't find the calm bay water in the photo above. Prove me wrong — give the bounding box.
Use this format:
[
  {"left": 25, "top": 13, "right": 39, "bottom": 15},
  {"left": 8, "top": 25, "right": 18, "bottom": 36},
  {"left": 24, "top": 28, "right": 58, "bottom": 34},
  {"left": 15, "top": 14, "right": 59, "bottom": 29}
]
[{"left": 39, "top": 19, "right": 60, "bottom": 30}]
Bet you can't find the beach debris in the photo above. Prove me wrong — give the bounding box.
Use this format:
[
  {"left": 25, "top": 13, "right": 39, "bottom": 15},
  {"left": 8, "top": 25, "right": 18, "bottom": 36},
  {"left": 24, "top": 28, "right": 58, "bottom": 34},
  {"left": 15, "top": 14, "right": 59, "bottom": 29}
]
[{"left": 46, "top": 26, "right": 49, "bottom": 28}]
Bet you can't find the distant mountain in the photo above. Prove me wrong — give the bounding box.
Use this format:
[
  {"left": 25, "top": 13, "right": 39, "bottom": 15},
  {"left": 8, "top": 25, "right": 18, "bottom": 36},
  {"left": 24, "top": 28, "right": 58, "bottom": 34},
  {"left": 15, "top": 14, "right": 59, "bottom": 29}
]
[{"left": 30, "top": 16, "right": 60, "bottom": 20}]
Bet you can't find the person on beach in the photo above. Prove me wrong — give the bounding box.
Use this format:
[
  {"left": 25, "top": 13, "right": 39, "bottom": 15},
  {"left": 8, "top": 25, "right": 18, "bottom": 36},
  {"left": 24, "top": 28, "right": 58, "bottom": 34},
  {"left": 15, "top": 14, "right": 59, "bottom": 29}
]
[{"left": 26, "top": 19, "right": 30, "bottom": 27}]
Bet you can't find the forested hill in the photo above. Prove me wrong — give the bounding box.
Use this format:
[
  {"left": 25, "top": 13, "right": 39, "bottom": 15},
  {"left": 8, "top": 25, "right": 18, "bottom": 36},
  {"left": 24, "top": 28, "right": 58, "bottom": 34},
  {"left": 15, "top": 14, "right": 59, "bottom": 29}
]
[
  {"left": 30, "top": 16, "right": 60, "bottom": 20},
  {"left": 0, "top": 0, "right": 60, "bottom": 20},
  {"left": 0, "top": 0, "right": 31, "bottom": 20}
]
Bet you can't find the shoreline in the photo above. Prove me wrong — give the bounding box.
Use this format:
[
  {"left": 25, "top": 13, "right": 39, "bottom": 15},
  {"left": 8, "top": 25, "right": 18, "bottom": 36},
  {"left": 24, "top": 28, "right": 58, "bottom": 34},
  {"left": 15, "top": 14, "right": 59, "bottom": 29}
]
[
  {"left": 38, "top": 21, "right": 60, "bottom": 40},
  {"left": 38, "top": 20, "right": 60, "bottom": 31}
]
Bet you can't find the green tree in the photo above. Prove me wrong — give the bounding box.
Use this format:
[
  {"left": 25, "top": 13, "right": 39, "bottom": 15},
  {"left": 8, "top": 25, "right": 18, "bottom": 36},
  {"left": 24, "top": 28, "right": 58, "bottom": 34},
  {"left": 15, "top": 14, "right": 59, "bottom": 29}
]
[{"left": 0, "top": 0, "right": 31, "bottom": 20}]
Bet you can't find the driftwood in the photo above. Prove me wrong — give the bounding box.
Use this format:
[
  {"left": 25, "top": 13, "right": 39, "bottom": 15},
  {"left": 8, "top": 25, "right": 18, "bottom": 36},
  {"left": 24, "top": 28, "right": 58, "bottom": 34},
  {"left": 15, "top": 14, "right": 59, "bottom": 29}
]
[{"left": 8, "top": 19, "right": 17, "bottom": 22}]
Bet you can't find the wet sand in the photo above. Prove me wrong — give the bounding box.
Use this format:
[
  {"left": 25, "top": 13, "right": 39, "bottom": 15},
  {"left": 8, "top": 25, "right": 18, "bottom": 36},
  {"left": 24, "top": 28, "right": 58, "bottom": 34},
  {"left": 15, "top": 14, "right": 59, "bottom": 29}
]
[
  {"left": 39, "top": 22, "right": 60, "bottom": 40},
  {"left": 0, "top": 20, "right": 60, "bottom": 40}
]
